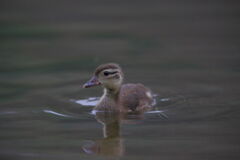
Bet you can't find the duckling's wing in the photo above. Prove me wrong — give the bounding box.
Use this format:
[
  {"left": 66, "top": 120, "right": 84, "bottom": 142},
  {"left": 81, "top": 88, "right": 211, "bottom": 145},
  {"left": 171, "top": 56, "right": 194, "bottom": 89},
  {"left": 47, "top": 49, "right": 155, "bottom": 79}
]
[{"left": 120, "top": 84, "right": 153, "bottom": 111}]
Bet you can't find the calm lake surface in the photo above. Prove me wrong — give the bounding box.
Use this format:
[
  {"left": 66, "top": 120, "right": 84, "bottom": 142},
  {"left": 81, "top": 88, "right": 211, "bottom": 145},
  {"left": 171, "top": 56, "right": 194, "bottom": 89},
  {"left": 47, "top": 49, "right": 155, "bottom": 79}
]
[{"left": 1, "top": 1, "right": 240, "bottom": 160}]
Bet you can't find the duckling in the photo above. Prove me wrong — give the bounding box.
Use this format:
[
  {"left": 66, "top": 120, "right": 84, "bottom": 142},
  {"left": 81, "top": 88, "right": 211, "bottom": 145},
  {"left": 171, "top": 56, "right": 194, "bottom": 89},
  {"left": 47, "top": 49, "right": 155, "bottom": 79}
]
[{"left": 83, "top": 63, "right": 153, "bottom": 112}]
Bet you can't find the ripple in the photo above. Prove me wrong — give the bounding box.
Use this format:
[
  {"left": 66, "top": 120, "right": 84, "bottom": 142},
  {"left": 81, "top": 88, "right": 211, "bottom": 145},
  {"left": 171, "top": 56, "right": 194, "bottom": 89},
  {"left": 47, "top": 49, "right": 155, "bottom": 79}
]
[
  {"left": 43, "top": 109, "right": 74, "bottom": 118},
  {"left": 146, "top": 110, "right": 164, "bottom": 114},
  {"left": 73, "top": 96, "right": 172, "bottom": 107},
  {"left": 146, "top": 110, "right": 168, "bottom": 119},
  {"left": 73, "top": 97, "right": 100, "bottom": 106},
  {"left": 160, "top": 98, "right": 170, "bottom": 102},
  {"left": 0, "top": 111, "right": 18, "bottom": 115},
  {"left": 73, "top": 96, "right": 173, "bottom": 117}
]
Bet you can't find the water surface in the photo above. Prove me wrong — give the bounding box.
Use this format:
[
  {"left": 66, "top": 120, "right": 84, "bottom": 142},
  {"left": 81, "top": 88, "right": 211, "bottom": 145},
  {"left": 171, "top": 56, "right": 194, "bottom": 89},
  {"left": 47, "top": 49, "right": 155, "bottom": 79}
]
[{"left": 1, "top": 1, "right": 240, "bottom": 160}]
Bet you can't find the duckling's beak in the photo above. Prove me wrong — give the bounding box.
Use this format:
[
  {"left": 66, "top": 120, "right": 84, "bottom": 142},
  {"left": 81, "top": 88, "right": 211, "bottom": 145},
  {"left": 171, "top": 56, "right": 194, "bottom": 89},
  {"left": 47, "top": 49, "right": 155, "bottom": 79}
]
[{"left": 83, "top": 76, "right": 101, "bottom": 88}]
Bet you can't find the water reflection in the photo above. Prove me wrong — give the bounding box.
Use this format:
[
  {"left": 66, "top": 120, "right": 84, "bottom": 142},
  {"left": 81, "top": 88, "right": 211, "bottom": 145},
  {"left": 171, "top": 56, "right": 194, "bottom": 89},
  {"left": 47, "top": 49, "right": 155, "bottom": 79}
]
[
  {"left": 76, "top": 96, "right": 169, "bottom": 157},
  {"left": 82, "top": 112, "right": 124, "bottom": 157}
]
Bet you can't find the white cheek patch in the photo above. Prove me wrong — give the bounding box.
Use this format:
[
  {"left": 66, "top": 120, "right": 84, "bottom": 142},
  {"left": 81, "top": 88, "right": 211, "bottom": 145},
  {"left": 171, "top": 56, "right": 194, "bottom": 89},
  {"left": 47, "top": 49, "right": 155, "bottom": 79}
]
[{"left": 99, "top": 69, "right": 123, "bottom": 87}]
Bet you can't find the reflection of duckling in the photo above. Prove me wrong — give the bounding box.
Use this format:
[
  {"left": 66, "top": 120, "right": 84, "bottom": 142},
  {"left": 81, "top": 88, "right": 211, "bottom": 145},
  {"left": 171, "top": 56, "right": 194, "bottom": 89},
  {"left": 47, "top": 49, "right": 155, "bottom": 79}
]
[
  {"left": 83, "top": 63, "right": 153, "bottom": 112},
  {"left": 82, "top": 112, "right": 124, "bottom": 157}
]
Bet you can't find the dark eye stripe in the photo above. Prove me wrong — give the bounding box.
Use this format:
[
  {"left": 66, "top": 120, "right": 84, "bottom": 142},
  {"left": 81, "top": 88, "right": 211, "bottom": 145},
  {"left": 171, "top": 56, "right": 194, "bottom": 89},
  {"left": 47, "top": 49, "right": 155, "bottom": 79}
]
[{"left": 103, "top": 71, "right": 118, "bottom": 76}]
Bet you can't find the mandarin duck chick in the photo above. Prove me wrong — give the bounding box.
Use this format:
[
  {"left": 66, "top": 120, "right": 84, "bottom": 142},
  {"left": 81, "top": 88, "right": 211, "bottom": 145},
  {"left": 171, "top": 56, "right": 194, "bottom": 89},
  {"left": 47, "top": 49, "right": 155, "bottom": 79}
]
[{"left": 83, "top": 63, "right": 153, "bottom": 113}]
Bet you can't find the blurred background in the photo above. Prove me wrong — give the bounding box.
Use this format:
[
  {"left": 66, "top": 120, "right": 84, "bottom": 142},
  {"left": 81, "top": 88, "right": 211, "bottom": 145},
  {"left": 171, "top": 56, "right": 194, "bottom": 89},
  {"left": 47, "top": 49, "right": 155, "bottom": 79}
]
[{"left": 0, "top": 0, "right": 240, "bottom": 160}]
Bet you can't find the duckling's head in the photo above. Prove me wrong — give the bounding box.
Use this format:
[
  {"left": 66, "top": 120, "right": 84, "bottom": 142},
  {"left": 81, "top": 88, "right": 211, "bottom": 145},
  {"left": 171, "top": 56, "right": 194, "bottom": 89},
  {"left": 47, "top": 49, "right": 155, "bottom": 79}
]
[{"left": 83, "top": 63, "right": 124, "bottom": 91}]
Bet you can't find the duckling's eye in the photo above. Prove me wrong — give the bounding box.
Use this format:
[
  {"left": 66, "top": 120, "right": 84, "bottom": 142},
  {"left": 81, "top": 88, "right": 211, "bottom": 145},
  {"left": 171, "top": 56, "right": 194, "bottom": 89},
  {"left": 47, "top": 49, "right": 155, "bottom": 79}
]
[
  {"left": 103, "top": 71, "right": 118, "bottom": 76},
  {"left": 104, "top": 71, "right": 110, "bottom": 76}
]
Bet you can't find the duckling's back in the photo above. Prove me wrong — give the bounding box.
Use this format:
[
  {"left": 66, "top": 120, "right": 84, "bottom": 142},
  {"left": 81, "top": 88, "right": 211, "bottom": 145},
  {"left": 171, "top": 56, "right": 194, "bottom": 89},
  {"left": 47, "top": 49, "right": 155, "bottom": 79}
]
[{"left": 119, "top": 83, "right": 153, "bottom": 112}]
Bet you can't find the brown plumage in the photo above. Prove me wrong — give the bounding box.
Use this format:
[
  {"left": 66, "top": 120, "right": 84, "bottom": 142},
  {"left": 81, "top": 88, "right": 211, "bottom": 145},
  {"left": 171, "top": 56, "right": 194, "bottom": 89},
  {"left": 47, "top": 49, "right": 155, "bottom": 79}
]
[{"left": 83, "top": 63, "right": 153, "bottom": 112}]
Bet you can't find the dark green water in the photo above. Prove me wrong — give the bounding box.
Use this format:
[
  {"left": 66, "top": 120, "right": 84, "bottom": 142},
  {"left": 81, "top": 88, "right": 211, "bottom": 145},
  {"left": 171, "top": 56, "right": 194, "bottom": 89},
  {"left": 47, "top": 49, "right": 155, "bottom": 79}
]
[{"left": 1, "top": 1, "right": 240, "bottom": 160}]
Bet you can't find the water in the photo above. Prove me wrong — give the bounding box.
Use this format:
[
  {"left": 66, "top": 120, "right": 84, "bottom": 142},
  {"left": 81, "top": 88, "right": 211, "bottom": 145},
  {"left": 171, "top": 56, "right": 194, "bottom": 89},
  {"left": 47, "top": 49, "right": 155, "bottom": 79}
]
[
  {"left": 0, "top": 75, "right": 239, "bottom": 160},
  {"left": 1, "top": 1, "right": 240, "bottom": 160}
]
